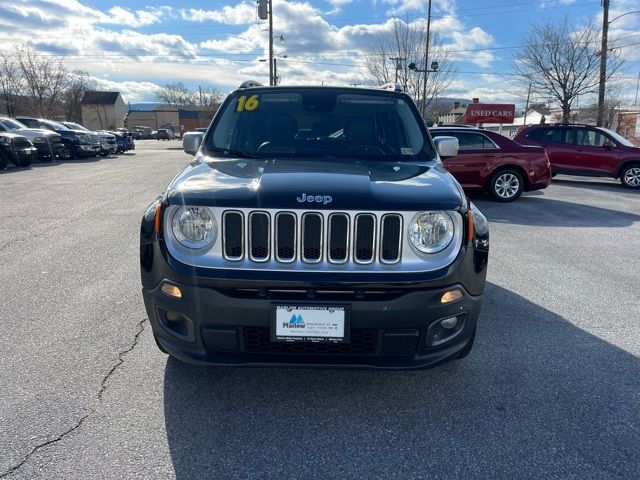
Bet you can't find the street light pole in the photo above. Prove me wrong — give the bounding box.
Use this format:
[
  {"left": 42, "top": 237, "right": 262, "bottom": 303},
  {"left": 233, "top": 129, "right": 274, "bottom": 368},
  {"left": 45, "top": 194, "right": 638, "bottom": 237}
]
[
  {"left": 596, "top": 0, "right": 610, "bottom": 127},
  {"left": 268, "top": 0, "right": 274, "bottom": 86},
  {"left": 421, "top": 0, "right": 432, "bottom": 119}
]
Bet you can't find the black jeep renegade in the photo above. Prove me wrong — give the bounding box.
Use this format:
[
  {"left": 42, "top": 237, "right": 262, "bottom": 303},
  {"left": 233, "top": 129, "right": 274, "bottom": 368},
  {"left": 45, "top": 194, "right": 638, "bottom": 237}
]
[{"left": 140, "top": 82, "right": 489, "bottom": 369}]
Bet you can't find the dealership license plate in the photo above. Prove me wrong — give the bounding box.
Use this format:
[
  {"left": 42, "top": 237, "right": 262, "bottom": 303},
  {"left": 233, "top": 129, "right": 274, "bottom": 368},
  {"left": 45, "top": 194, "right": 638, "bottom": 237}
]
[{"left": 272, "top": 305, "right": 347, "bottom": 343}]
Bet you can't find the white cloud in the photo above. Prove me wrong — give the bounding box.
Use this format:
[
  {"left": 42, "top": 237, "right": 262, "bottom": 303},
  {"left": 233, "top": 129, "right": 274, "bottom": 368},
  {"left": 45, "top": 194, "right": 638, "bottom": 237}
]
[{"left": 179, "top": 4, "right": 256, "bottom": 24}]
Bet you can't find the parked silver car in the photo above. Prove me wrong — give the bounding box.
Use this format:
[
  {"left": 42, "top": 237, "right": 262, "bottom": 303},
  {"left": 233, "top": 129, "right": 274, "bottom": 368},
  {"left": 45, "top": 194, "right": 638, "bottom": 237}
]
[{"left": 0, "top": 117, "right": 64, "bottom": 162}]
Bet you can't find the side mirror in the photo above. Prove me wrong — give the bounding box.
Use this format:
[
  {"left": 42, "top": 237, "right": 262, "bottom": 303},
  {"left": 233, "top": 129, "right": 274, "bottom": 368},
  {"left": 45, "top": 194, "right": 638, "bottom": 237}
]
[
  {"left": 433, "top": 136, "right": 459, "bottom": 159},
  {"left": 182, "top": 131, "right": 204, "bottom": 155}
]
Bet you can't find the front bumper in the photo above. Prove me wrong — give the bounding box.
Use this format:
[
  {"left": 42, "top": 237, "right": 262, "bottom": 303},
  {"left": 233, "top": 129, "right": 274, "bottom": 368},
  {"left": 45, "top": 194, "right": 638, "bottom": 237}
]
[
  {"left": 77, "top": 144, "right": 100, "bottom": 157},
  {"left": 143, "top": 279, "right": 482, "bottom": 369}
]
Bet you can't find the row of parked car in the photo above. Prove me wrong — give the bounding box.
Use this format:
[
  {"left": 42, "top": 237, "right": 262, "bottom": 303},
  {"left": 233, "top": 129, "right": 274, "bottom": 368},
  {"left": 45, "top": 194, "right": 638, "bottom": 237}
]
[
  {"left": 131, "top": 126, "right": 175, "bottom": 140},
  {"left": 429, "top": 123, "right": 640, "bottom": 201},
  {"left": 0, "top": 117, "right": 135, "bottom": 170}
]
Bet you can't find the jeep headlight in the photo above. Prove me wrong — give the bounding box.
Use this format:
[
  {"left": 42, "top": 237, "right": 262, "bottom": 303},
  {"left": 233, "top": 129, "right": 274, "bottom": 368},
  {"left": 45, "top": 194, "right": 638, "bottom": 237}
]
[
  {"left": 409, "top": 211, "right": 454, "bottom": 254},
  {"left": 77, "top": 133, "right": 90, "bottom": 143},
  {"left": 172, "top": 206, "right": 217, "bottom": 249}
]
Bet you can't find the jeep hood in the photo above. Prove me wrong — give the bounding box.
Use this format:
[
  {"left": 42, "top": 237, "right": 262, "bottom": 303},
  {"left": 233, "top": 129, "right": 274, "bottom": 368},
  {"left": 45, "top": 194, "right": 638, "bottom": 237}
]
[
  {"left": 165, "top": 157, "right": 464, "bottom": 211},
  {"left": 13, "top": 128, "right": 59, "bottom": 137}
]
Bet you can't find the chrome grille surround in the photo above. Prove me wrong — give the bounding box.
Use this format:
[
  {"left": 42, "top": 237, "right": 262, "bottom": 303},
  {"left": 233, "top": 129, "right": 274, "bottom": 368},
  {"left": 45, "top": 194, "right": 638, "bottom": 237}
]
[{"left": 164, "top": 206, "right": 463, "bottom": 273}]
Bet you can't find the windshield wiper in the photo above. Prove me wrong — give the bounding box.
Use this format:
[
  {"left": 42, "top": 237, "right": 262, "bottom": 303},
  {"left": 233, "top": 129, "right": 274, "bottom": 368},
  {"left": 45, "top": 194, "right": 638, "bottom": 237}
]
[{"left": 207, "top": 147, "right": 260, "bottom": 159}]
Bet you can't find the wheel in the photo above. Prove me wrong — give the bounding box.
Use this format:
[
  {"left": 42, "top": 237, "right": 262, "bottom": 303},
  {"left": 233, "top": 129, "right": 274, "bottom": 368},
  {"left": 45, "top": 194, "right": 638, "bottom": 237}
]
[
  {"left": 154, "top": 334, "right": 168, "bottom": 354},
  {"left": 59, "top": 144, "right": 75, "bottom": 160},
  {"left": 490, "top": 169, "right": 524, "bottom": 202},
  {"left": 17, "top": 155, "right": 31, "bottom": 168},
  {"left": 620, "top": 163, "right": 640, "bottom": 189},
  {"left": 0, "top": 150, "right": 8, "bottom": 169},
  {"left": 457, "top": 330, "right": 476, "bottom": 359}
]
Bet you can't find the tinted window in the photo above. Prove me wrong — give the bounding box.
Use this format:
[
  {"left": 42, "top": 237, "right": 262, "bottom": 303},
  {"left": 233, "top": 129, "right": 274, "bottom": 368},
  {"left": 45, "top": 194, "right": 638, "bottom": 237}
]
[
  {"left": 541, "top": 128, "right": 571, "bottom": 144},
  {"left": 206, "top": 90, "right": 433, "bottom": 160},
  {"left": 574, "top": 129, "right": 607, "bottom": 147},
  {"left": 19, "top": 118, "right": 39, "bottom": 128},
  {"left": 439, "top": 132, "right": 497, "bottom": 150},
  {"left": 524, "top": 128, "right": 544, "bottom": 141}
]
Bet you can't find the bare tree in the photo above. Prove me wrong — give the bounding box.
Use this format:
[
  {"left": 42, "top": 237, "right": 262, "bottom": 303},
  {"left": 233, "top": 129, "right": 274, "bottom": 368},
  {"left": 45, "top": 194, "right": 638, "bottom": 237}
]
[
  {"left": 0, "top": 51, "right": 23, "bottom": 117},
  {"left": 362, "top": 19, "right": 457, "bottom": 120},
  {"left": 63, "top": 70, "right": 96, "bottom": 122},
  {"left": 512, "top": 17, "right": 624, "bottom": 123},
  {"left": 157, "top": 82, "right": 197, "bottom": 106},
  {"left": 578, "top": 93, "right": 623, "bottom": 128},
  {"left": 17, "top": 44, "right": 69, "bottom": 117},
  {"left": 197, "top": 86, "right": 223, "bottom": 107}
]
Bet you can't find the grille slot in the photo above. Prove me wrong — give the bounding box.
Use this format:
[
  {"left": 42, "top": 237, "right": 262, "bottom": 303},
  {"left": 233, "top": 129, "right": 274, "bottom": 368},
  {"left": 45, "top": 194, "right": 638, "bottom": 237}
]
[
  {"left": 380, "top": 214, "right": 402, "bottom": 264},
  {"left": 222, "top": 211, "right": 244, "bottom": 260},
  {"left": 249, "top": 212, "right": 270, "bottom": 262},
  {"left": 302, "top": 213, "right": 323, "bottom": 263},
  {"left": 328, "top": 213, "right": 349, "bottom": 263},
  {"left": 354, "top": 214, "right": 376, "bottom": 264},
  {"left": 243, "top": 327, "right": 377, "bottom": 355},
  {"left": 275, "top": 212, "right": 296, "bottom": 262}
]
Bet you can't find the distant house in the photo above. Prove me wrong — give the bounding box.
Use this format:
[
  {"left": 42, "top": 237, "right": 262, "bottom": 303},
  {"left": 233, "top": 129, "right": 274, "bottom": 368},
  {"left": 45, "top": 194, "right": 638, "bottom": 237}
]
[
  {"left": 437, "top": 98, "right": 480, "bottom": 125},
  {"left": 178, "top": 105, "right": 219, "bottom": 134},
  {"left": 125, "top": 104, "right": 179, "bottom": 132},
  {"left": 125, "top": 104, "right": 219, "bottom": 136},
  {"left": 81, "top": 91, "right": 126, "bottom": 130}
]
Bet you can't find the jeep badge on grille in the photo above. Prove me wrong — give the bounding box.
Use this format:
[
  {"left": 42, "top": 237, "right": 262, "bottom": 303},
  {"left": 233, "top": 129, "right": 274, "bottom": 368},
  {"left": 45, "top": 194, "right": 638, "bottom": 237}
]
[{"left": 296, "top": 193, "right": 333, "bottom": 205}]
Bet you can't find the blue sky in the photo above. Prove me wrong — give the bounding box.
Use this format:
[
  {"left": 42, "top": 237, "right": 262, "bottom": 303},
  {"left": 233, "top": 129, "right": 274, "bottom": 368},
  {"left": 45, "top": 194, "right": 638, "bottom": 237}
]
[{"left": 1, "top": 0, "right": 639, "bottom": 106}]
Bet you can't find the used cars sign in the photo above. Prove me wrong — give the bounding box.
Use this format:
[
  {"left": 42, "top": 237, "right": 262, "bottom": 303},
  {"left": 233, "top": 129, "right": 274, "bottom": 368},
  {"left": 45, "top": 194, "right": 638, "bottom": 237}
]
[{"left": 465, "top": 103, "right": 515, "bottom": 124}]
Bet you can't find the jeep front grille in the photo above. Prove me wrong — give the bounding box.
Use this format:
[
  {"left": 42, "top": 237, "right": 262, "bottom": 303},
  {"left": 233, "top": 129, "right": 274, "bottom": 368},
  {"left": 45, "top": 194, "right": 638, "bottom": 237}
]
[
  {"left": 166, "top": 206, "right": 464, "bottom": 272},
  {"left": 222, "top": 209, "right": 403, "bottom": 266}
]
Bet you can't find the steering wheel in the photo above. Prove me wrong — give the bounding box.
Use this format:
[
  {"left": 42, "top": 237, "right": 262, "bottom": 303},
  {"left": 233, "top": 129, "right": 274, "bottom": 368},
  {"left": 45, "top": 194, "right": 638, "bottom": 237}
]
[{"left": 346, "top": 145, "right": 386, "bottom": 155}]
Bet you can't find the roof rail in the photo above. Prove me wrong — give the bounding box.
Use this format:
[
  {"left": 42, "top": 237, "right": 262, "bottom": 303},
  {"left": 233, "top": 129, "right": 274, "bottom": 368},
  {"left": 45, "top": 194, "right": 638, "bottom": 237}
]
[
  {"left": 380, "top": 82, "right": 403, "bottom": 92},
  {"left": 239, "top": 80, "right": 263, "bottom": 89}
]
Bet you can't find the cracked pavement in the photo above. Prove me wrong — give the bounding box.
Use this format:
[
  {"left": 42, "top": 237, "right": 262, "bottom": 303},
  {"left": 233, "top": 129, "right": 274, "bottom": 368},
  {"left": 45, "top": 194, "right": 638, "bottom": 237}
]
[{"left": 1, "top": 141, "right": 639, "bottom": 479}]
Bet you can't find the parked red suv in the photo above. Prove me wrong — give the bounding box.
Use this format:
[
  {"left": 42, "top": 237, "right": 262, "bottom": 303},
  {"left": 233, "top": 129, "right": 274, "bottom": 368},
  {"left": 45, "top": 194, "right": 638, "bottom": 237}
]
[
  {"left": 430, "top": 127, "right": 551, "bottom": 202},
  {"left": 514, "top": 124, "right": 640, "bottom": 189}
]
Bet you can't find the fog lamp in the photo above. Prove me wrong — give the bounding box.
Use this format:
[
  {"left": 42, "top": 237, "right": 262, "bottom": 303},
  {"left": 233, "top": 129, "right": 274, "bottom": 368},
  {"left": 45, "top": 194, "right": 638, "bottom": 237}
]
[
  {"left": 165, "top": 311, "right": 182, "bottom": 322},
  {"left": 440, "top": 316, "right": 458, "bottom": 329},
  {"left": 161, "top": 283, "right": 182, "bottom": 298},
  {"left": 441, "top": 289, "right": 463, "bottom": 303}
]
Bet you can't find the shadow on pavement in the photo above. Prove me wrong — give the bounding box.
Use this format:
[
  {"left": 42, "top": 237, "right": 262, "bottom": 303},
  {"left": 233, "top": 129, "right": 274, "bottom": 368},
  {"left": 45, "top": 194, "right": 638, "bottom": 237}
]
[
  {"left": 162, "top": 283, "right": 640, "bottom": 479},
  {"left": 473, "top": 196, "right": 640, "bottom": 227},
  {"left": 552, "top": 176, "right": 638, "bottom": 195}
]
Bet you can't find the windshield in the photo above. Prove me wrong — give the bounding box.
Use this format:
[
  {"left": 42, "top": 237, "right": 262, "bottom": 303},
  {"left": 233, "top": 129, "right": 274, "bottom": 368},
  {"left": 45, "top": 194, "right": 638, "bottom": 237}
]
[
  {"left": 598, "top": 127, "right": 635, "bottom": 147},
  {"left": 64, "top": 122, "right": 89, "bottom": 131},
  {"left": 204, "top": 89, "right": 433, "bottom": 160},
  {"left": 2, "top": 118, "right": 27, "bottom": 129},
  {"left": 43, "top": 120, "right": 69, "bottom": 130}
]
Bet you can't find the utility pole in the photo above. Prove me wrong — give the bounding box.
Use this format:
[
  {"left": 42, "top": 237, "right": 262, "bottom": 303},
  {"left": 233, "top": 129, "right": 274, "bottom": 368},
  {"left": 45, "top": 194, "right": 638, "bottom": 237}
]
[
  {"left": 635, "top": 71, "right": 640, "bottom": 105},
  {"left": 268, "top": 0, "right": 274, "bottom": 86},
  {"left": 421, "top": 0, "right": 432, "bottom": 119},
  {"left": 198, "top": 85, "right": 203, "bottom": 106},
  {"left": 523, "top": 83, "right": 532, "bottom": 126},
  {"left": 274, "top": 58, "right": 278, "bottom": 85},
  {"left": 389, "top": 57, "right": 404, "bottom": 83},
  {"left": 596, "top": 0, "right": 609, "bottom": 126}
]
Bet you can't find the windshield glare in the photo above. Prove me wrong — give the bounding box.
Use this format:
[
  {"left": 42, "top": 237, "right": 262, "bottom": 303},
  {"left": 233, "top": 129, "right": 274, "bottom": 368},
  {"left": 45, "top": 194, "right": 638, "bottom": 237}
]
[
  {"left": 205, "top": 90, "right": 432, "bottom": 160},
  {"left": 599, "top": 127, "right": 634, "bottom": 147},
  {"left": 2, "top": 118, "right": 27, "bottom": 129}
]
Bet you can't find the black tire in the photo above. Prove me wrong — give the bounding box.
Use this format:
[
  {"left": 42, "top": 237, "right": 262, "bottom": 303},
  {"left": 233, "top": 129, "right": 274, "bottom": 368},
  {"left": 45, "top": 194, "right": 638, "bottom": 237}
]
[
  {"left": 154, "top": 334, "right": 168, "bottom": 354},
  {"left": 457, "top": 330, "right": 476, "bottom": 359},
  {"left": 0, "top": 150, "right": 8, "bottom": 169},
  {"left": 620, "top": 163, "right": 640, "bottom": 189},
  {"left": 489, "top": 168, "right": 524, "bottom": 202},
  {"left": 17, "top": 155, "right": 32, "bottom": 168},
  {"left": 59, "top": 143, "right": 75, "bottom": 160}
]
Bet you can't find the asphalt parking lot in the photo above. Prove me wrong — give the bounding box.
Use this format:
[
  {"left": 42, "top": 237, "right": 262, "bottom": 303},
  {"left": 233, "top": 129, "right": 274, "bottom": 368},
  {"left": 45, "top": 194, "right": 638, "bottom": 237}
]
[{"left": 1, "top": 139, "right": 639, "bottom": 479}]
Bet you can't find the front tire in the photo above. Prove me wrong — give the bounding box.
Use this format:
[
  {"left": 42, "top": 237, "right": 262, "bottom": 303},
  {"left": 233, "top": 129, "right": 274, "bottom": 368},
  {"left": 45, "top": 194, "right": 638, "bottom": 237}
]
[
  {"left": 457, "top": 330, "right": 476, "bottom": 359},
  {"left": 59, "top": 144, "right": 75, "bottom": 160},
  {"left": 490, "top": 169, "right": 523, "bottom": 202},
  {"left": 620, "top": 163, "right": 640, "bottom": 189}
]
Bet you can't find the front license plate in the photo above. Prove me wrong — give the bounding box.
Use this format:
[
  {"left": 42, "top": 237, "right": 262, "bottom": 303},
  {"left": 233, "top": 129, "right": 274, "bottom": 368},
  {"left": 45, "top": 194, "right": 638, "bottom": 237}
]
[{"left": 272, "top": 305, "right": 347, "bottom": 343}]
